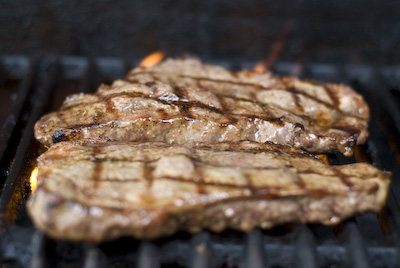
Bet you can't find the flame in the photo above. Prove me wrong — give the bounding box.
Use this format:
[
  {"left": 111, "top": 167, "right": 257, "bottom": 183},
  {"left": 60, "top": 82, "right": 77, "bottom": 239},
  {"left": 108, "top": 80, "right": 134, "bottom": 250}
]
[
  {"left": 140, "top": 51, "right": 165, "bottom": 67},
  {"left": 253, "top": 62, "right": 267, "bottom": 73},
  {"left": 317, "top": 154, "right": 329, "bottom": 165},
  {"left": 30, "top": 167, "right": 38, "bottom": 193}
]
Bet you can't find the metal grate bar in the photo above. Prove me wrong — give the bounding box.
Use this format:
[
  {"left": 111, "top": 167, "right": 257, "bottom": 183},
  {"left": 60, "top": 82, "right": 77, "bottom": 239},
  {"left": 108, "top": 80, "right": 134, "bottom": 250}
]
[
  {"left": 245, "top": 229, "right": 266, "bottom": 268},
  {"left": 137, "top": 241, "right": 160, "bottom": 268},
  {"left": 0, "top": 57, "right": 36, "bottom": 162},
  {"left": 29, "top": 231, "right": 47, "bottom": 268},
  {"left": 0, "top": 60, "right": 60, "bottom": 222},
  {"left": 95, "top": 57, "right": 128, "bottom": 84},
  {"left": 83, "top": 245, "right": 106, "bottom": 268},
  {"left": 294, "top": 225, "right": 318, "bottom": 268},
  {"left": 190, "top": 232, "right": 212, "bottom": 268},
  {"left": 0, "top": 59, "right": 6, "bottom": 84},
  {"left": 345, "top": 221, "right": 370, "bottom": 268},
  {"left": 80, "top": 59, "right": 99, "bottom": 94}
]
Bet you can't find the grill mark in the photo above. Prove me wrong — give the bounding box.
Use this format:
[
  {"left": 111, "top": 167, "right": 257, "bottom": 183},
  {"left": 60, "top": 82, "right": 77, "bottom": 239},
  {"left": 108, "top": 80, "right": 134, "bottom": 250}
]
[
  {"left": 293, "top": 171, "right": 307, "bottom": 190},
  {"left": 103, "top": 94, "right": 119, "bottom": 120},
  {"left": 181, "top": 75, "right": 338, "bottom": 112},
  {"left": 330, "top": 167, "right": 355, "bottom": 189},
  {"left": 287, "top": 87, "right": 304, "bottom": 112},
  {"left": 172, "top": 86, "right": 193, "bottom": 120},
  {"left": 305, "top": 79, "right": 341, "bottom": 109},
  {"left": 185, "top": 147, "right": 207, "bottom": 195},
  {"left": 130, "top": 71, "right": 362, "bottom": 118},
  {"left": 323, "top": 84, "right": 340, "bottom": 108},
  {"left": 92, "top": 147, "right": 104, "bottom": 189},
  {"left": 143, "top": 161, "right": 155, "bottom": 189},
  {"left": 243, "top": 173, "right": 255, "bottom": 194},
  {"left": 196, "top": 80, "right": 249, "bottom": 125}
]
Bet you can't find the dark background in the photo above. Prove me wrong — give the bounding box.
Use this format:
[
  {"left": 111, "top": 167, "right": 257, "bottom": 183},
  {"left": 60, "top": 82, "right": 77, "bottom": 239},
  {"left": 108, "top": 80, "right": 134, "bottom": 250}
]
[{"left": 1, "top": 0, "right": 400, "bottom": 65}]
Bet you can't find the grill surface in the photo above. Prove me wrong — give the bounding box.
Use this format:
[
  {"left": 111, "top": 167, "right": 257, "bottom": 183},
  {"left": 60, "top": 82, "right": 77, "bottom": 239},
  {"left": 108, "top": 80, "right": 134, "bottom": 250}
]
[{"left": 0, "top": 55, "right": 400, "bottom": 268}]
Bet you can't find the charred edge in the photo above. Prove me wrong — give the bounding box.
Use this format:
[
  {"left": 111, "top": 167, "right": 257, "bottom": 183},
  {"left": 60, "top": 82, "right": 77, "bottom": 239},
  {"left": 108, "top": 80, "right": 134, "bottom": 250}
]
[
  {"left": 295, "top": 122, "right": 305, "bottom": 130},
  {"left": 331, "top": 126, "right": 360, "bottom": 137},
  {"left": 248, "top": 115, "right": 285, "bottom": 126},
  {"left": 52, "top": 130, "right": 67, "bottom": 144}
]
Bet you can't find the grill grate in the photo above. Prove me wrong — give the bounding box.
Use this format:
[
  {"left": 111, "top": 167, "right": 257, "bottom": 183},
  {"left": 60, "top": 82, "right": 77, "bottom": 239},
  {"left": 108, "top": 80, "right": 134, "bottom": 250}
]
[{"left": 0, "top": 56, "right": 400, "bottom": 267}]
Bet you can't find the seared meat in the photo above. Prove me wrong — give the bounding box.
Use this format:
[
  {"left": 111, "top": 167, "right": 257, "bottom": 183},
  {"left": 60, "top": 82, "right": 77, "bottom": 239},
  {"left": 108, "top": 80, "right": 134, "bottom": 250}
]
[
  {"left": 125, "top": 58, "right": 370, "bottom": 155},
  {"left": 27, "top": 141, "right": 390, "bottom": 242},
  {"left": 35, "top": 60, "right": 369, "bottom": 155},
  {"left": 34, "top": 58, "right": 369, "bottom": 155}
]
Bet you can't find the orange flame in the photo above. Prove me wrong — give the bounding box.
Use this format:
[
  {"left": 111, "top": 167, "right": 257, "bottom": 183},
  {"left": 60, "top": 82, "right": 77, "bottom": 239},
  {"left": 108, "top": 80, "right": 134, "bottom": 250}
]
[
  {"left": 317, "top": 154, "right": 329, "bottom": 165},
  {"left": 253, "top": 62, "right": 267, "bottom": 73},
  {"left": 140, "top": 51, "right": 165, "bottom": 67},
  {"left": 30, "top": 167, "right": 38, "bottom": 193}
]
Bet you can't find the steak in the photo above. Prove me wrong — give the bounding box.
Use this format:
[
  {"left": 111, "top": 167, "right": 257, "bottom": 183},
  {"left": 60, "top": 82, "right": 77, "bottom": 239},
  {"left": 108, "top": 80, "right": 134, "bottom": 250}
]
[
  {"left": 125, "top": 58, "right": 370, "bottom": 155},
  {"left": 27, "top": 141, "right": 390, "bottom": 242},
  {"left": 34, "top": 59, "right": 369, "bottom": 154}
]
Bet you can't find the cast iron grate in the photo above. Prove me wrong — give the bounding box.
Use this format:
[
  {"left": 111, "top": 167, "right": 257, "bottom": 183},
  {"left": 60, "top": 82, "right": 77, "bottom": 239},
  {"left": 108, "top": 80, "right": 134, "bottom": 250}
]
[{"left": 0, "top": 55, "right": 399, "bottom": 268}]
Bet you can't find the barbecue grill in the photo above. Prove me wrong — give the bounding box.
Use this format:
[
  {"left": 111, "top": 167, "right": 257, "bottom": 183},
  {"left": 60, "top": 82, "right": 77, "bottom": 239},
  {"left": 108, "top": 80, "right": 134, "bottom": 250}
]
[
  {"left": 0, "top": 55, "right": 399, "bottom": 268},
  {"left": 1, "top": 1, "right": 400, "bottom": 267}
]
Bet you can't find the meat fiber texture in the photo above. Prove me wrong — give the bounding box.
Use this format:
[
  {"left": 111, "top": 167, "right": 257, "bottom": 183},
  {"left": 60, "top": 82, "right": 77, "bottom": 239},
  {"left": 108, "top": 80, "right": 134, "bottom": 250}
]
[
  {"left": 34, "top": 58, "right": 369, "bottom": 155},
  {"left": 27, "top": 141, "right": 390, "bottom": 242}
]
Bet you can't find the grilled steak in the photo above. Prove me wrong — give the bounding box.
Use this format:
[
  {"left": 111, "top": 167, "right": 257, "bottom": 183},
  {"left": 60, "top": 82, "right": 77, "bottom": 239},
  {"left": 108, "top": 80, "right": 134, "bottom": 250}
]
[
  {"left": 125, "top": 58, "right": 370, "bottom": 155},
  {"left": 27, "top": 141, "right": 390, "bottom": 242},
  {"left": 34, "top": 58, "right": 369, "bottom": 155}
]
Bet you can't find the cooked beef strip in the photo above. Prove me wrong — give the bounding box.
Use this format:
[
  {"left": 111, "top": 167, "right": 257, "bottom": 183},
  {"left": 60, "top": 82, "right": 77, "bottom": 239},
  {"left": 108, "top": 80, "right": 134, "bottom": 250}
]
[
  {"left": 124, "top": 58, "right": 369, "bottom": 155},
  {"left": 34, "top": 63, "right": 368, "bottom": 155},
  {"left": 27, "top": 141, "right": 390, "bottom": 242}
]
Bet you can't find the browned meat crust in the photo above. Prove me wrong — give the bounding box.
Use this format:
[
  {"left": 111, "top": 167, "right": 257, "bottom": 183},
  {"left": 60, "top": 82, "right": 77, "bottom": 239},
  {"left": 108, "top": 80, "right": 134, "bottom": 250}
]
[
  {"left": 27, "top": 141, "right": 390, "bottom": 242},
  {"left": 34, "top": 58, "right": 369, "bottom": 155},
  {"left": 126, "top": 58, "right": 370, "bottom": 155}
]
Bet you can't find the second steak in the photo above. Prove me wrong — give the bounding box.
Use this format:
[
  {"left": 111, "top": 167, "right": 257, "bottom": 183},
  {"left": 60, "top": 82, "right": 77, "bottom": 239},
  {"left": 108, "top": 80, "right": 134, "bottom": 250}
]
[{"left": 35, "top": 69, "right": 367, "bottom": 155}]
